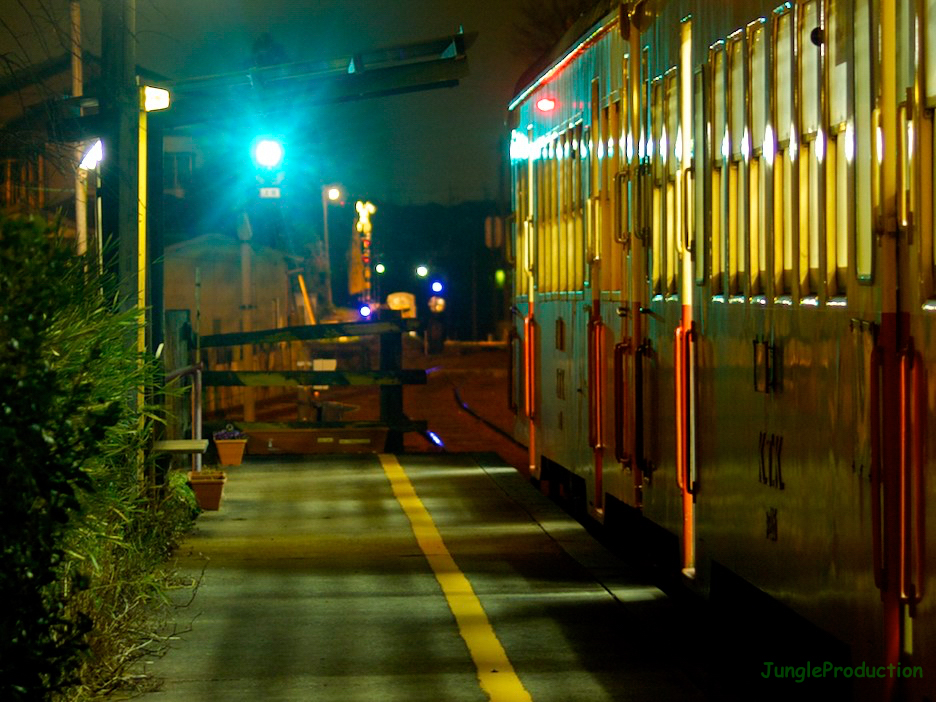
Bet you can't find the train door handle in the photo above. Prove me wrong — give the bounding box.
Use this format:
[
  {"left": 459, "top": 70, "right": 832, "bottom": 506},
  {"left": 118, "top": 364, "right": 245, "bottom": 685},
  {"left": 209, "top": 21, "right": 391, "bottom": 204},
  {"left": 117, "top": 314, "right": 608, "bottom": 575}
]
[
  {"left": 870, "top": 344, "right": 884, "bottom": 592},
  {"left": 523, "top": 316, "right": 536, "bottom": 420},
  {"left": 614, "top": 341, "right": 630, "bottom": 465},
  {"left": 675, "top": 324, "right": 697, "bottom": 495},
  {"left": 508, "top": 328, "right": 519, "bottom": 415},
  {"left": 899, "top": 341, "right": 926, "bottom": 613},
  {"left": 587, "top": 318, "right": 605, "bottom": 449}
]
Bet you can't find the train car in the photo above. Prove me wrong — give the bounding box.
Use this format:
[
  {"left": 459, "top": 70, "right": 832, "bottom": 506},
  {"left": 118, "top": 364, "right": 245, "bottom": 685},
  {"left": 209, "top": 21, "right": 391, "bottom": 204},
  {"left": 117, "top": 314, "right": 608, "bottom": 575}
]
[{"left": 507, "top": 1, "right": 933, "bottom": 699}]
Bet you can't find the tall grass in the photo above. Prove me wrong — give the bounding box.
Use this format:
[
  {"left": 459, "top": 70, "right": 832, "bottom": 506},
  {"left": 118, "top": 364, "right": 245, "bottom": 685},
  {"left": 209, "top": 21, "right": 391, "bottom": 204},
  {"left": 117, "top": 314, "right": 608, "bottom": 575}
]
[{"left": 0, "top": 214, "right": 197, "bottom": 700}]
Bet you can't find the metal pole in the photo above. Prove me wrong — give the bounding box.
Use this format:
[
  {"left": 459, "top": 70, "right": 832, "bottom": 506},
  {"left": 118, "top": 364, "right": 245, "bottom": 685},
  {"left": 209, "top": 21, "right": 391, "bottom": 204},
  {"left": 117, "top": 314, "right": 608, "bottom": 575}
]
[
  {"left": 71, "top": 1, "right": 87, "bottom": 257},
  {"left": 321, "top": 186, "right": 334, "bottom": 310},
  {"left": 238, "top": 213, "right": 256, "bottom": 421},
  {"left": 100, "top": 0, "right": 138, "bottom": 315}
]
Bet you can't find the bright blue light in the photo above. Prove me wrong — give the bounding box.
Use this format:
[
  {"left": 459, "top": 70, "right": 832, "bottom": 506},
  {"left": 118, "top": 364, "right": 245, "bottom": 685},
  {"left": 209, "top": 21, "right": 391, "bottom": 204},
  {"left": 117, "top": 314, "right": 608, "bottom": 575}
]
[
  {"left": 431, "top": 280, "right": 443, "bottom": 293},
  {"left": 359, "top": 305, "right": 372, "bottom": 318},
  {"left": 427, "top": 431, "right": 445, "bottom": 447},
  {"left": 252, "top": 138, "right": 284, "bottom": 168}
]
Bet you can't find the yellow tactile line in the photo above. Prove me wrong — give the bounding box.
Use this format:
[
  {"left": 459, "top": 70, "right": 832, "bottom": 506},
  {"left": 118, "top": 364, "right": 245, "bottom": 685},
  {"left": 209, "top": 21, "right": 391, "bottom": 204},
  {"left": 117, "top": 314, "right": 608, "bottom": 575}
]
[{"left": 379, "top": 454, "right": 533, "bottom": 702}]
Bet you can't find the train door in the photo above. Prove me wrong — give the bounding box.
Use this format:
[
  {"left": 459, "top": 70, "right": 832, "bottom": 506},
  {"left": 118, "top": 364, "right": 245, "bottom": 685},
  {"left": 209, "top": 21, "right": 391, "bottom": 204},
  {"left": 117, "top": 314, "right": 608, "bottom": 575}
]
[
  {"left": 891, "top": 0, "right": 934, "bottom": 696},
  {"left": 613, "top": 20, "right": 649, "bottom": 511},
  {"left": 641, "top": 17, "right": 697, "bottom": 579},
  {"left": 512, "top": 126, "right": 539, "bottom": 479},
  {"left": 586, "top": 78, "right": 607, "bottom": 518},
  {"left": 674, "top": 17, "right": 697, "bottom": 579}
]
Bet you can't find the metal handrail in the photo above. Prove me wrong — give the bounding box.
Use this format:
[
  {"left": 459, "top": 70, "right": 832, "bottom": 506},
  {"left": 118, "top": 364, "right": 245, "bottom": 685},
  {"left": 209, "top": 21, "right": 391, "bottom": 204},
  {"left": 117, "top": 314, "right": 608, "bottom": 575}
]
[{"left": 165, "top": 363, "right": 204, "bottom": 473}]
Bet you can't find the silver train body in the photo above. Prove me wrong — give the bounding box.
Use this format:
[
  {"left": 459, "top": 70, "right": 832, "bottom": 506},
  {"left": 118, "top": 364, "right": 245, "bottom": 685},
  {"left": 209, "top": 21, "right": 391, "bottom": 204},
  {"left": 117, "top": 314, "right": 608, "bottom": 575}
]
[{"left": 508, "top": 1, "right": 933, "bottom": 699}]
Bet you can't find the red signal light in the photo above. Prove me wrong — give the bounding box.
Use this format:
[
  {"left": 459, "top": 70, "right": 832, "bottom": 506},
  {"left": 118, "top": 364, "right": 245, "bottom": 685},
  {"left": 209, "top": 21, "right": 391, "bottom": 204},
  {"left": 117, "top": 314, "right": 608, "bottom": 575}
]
[{"left": 536, "top": 96, "right": 557, "bottom": 112}]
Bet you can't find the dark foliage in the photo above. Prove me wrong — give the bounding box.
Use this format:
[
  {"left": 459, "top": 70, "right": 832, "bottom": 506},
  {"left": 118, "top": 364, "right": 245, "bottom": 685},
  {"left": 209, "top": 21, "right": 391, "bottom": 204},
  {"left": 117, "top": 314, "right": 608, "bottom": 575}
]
[{"left": 0, "top": 214, "right": 197, "bottom": 700}]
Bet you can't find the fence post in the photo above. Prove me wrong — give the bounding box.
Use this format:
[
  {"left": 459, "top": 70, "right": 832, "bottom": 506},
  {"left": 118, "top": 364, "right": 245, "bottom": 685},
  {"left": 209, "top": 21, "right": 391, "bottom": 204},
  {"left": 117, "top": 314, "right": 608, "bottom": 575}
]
[{"left": 380, "top": 312, "right": 405, "bottom": 452}]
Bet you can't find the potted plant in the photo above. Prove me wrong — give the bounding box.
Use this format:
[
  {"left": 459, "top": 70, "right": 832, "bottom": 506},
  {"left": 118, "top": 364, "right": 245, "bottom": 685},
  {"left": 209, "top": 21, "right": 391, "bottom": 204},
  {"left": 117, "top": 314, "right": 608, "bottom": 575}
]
[
  {"left": 187, "top": 470, "right": 227, "bottom": 511},
  {"left": 213, "top": 424, "right": 249, "bottom": 466}
]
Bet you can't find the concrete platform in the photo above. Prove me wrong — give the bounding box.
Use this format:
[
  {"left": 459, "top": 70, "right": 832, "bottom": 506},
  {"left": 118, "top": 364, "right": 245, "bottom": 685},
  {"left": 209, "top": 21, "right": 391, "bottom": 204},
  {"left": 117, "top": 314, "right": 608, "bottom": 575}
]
[{"left": 135, "top": 454, "right": 707, "bottom": 701}]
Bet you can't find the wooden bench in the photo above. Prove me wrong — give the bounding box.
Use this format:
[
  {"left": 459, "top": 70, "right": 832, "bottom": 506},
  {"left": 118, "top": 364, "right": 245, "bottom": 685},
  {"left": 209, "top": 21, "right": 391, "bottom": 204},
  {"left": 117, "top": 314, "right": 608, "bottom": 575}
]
[{"left": 152, "top": 439, "right": 209, "bottom": 454}]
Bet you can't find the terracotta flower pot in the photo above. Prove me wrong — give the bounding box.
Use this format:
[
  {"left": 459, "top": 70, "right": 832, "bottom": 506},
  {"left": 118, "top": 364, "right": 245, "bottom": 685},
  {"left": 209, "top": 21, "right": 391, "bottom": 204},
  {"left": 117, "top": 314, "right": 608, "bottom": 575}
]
[
  {"left": 214, "top": 438, "right": 248, "bottom": 466},
  {"left": 188, "top": 471, "right": 226, "bottom": 511}
]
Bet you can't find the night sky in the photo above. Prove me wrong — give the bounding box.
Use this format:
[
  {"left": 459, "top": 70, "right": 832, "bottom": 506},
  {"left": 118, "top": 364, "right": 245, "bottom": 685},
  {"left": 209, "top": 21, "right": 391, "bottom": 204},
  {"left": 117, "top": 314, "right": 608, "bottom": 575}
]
[{"left": 2, "top": 0, "right": 537, "bottom": 206}]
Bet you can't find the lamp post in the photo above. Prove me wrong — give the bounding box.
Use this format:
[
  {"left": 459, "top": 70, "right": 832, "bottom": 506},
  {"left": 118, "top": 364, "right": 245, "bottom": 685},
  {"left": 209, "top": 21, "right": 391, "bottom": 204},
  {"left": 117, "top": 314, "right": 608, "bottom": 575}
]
[{"left": 321, "top": 185, "right": 341, "bottom": 310}]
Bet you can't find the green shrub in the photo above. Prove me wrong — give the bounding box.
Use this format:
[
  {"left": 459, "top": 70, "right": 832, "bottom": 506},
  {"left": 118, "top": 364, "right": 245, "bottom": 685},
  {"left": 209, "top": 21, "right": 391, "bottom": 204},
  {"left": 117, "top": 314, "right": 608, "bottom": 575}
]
[{"left": 0, "top": 214, "right": 196, "bottom": 700}]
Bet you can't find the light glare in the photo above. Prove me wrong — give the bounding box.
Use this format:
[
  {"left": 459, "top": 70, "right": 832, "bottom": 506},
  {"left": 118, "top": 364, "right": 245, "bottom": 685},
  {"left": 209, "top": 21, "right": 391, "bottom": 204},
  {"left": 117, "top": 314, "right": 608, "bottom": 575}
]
[
  {"left": 536, "top": 96, "right": 557, "bottom": 112},
  {"left": 416, "top": 265, "right": 429, "bottom": 277},
  {"left": 253, "top": 139, "right": 284, "bottom": 168},
  {"left": 79, "top": 139, "right": 103, "bottom": 170},
  {"left": 143, "top": 85, "right": 170, "bottom": 112}
]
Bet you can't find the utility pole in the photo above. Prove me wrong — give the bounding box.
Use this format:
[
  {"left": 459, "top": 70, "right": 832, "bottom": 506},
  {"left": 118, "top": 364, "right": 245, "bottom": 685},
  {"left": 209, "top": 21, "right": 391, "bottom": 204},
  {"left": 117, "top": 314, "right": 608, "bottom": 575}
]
[
  {"left": 100, "top": 0, "right": 139, "bottom": 319},
  {"left": 71, "top": 1, "right": 87, "bottom": 257}
]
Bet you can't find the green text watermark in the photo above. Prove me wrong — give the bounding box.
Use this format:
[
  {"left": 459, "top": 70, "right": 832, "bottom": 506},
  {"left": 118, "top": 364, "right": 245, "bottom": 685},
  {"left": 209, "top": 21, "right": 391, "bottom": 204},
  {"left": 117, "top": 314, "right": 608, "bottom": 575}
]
[{"left": 762, "top": 661, "right": 923, "bottom": 683}]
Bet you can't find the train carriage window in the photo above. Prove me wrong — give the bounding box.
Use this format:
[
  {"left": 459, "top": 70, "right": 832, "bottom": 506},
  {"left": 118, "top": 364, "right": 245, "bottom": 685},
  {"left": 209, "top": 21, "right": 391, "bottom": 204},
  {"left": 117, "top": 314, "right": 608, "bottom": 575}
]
[
  {"left": 549, "top": 138, "right": 560, "bottom": 293},
  {"left": 854, "top": 0, "right": 873, "bottom": 281},
  {"left": 728, "top": 34, "right": 746, "bottom": 295},
  {"left": 774, "top": 8, "right": 796, "bottom": 294},
  {"left": 927, "top": 0, "right": 936, "bottom": 289},
  {"left": 539, "top": 140, "right": 547, "bottom": 293},
  {"left": 711, "top": 44, "right": 726, "bottom": 293},
  {"left": 827, "top": 0, "right": 853, "bottom": 295},
  {"left": 535, "top": 145, "right": 546, "bottom": 292},
  {"left": 651, "top": 78, "right": 664, "bottom": 294},
  {"left": 799, "top": 0, "right": 821, "bottom": 294},
  {"left": 555, "top": 131, "right": 571, "bottom": 292},
  {"left": 604, "top": 100, "right": 623, "bottom": 293},
  {"left": 665, "top": 69, "right": 679, "bottom": 294},
  {"left": 693, "top": 67, "right": 706, "bottom": 285},
  {"left": 749, "top": 21, "right": 768, "bottom": 295},
  {"left": 512, "top": 146, "right": 528, "bottom": 296},
  {"left": 574, "top": 124, "right": 587, "bottom": 291},
  {"left": 588, "top": 80, "right": 601, "bottom": 269}
]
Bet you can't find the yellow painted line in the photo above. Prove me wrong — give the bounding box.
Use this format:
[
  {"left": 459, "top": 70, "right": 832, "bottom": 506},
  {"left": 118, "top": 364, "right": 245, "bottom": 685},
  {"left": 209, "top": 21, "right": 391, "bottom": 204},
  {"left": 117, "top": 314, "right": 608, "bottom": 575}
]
[{"left": 379, "top": 454, "right": 533, "bottom": 702}]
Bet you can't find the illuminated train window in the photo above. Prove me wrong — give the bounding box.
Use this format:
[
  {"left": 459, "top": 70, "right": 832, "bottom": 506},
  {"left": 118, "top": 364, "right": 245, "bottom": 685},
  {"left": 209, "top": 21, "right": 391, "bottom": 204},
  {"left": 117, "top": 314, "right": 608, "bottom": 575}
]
[
  {"left": 651, "top": 77, "right": 664, "bottom": 294},
  {"left": 773, "top": 7, "right": 795, "bottom": 295},
  {"left": 727, "top": 32, "right": 746, "bottom": 295},
  {"left": 827, "top": 0, "right": 852, "bottom": 296},
  {"left": 665, "top": 68, "right": 679, "bottom": 295},
  {"left": 573, "top": 124, "right": 586, "bottom": 291},
  {"left": 853, "top": 0, "right": 873, "bottom": 282},
  {"left": 710, "top": 43, "right": 726, "bottom": 294},
  {"left": 799, "top": 0, "right": 821, "bottom": 295},
  {"left": 749, "top": 20, "right": 768, "bottom": 296}
]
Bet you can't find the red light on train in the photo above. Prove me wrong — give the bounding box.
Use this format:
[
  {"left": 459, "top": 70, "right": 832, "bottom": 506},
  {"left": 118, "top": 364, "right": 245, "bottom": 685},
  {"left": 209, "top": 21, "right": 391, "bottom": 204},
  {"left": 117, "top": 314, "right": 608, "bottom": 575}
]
[{"left": 536, "top": 96, "right": 557, "bottom": 112}]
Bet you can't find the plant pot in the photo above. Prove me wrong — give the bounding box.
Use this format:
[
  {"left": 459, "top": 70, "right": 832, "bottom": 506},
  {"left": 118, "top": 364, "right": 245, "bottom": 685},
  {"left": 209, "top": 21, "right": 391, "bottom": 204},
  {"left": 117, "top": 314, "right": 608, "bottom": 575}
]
[
  {"left": 188, "top": 471, "right": 227, "bottom": 511},
  {"left": 214, "top": 438, "right": 248, "bottom": 466}
]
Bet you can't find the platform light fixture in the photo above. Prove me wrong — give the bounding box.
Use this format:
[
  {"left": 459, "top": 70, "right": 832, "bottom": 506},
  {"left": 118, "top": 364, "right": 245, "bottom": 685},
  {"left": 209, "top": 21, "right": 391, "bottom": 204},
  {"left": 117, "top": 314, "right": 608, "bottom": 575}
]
[
  {"left": 143, "top": 85, "right": 171, "bottom": 112},
  {"left": 79, "top": 139, "right": 103, "bottom": 170}
]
